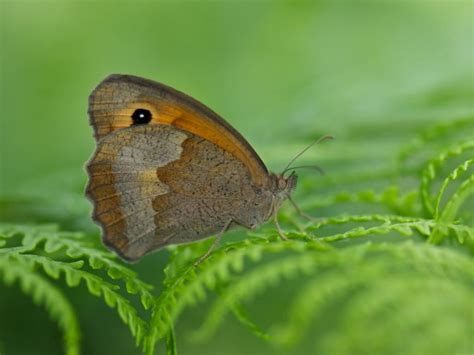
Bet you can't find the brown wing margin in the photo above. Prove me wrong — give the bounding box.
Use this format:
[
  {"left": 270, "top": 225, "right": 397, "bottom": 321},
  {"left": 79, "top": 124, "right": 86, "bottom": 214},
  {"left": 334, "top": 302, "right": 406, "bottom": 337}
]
[{"left": 88, "top": 74, "right": 269, "bottom": 186}]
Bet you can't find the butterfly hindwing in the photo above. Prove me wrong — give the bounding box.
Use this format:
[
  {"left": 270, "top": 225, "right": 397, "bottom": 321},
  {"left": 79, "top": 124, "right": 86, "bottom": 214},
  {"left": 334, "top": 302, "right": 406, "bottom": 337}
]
[{"left": 86, "top": 124, "right": 257, "bottom": 261}]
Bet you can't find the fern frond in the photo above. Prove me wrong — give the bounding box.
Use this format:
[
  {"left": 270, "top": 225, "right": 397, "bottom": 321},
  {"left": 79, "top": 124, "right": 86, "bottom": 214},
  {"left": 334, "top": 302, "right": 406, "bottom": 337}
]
[
  {"left": 398, "top": 115, "right": 474, "bottom": 168},
  {"left": 271, "top": 242, "right": 473, "bottom": 348},
  {"left": 165, "top": 318, "right": 177, "bottom": 355},
  {"left": 435, "top": 159, "right": 474, "bottom": 218},
  {"left": 0, "top": 257, "right": 81, "bottom": 355},
  {"left": 311, "top": 213, "right": 423, "bottom": 227},
  {"left": 320, "top": 219, "right": 431, "bottom": 242},
  {"left": 319, "top": 276, "right": 472, "bottom": 355},
  {"left": 0, "top": 224, "right": 154, "bottom": 309},
  {"left": 420, "top": 140, "right": 474, "bottom": 217},
  {"left": 7, "top": 251, "right": 148, "bottom": 347},
  {"left": 430, "top": 174, "right": 474, "bottom": 247},
  {"left": 192, "top": 251, "right": 324, "bottom": 342},
  {"left": 144, "top": 237, "right": 328, "bottom": 354},
  {"left": 306, "top": 214, "right": 473, "bottom": 247},
  {"left": 145, "top": 208, "right": 474, "bottom": 354},
  {"left": 438, "top": 173, "right": 474, "bottom": 223},
  {"left": 225, "top": 298, "right": 271, "bottom": 341},
  {"left": 0, "top": 224, "right": 153, "bottom": 349},
  {"left": 194, "top": 242, "right": 473, "bottom": 354}
]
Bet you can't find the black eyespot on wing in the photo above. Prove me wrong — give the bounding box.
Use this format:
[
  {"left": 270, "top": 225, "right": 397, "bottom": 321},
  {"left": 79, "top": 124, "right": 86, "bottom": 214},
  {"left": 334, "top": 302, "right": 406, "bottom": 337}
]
[{"left": 131, "top": 109, "right": 152, "bottom": 125}]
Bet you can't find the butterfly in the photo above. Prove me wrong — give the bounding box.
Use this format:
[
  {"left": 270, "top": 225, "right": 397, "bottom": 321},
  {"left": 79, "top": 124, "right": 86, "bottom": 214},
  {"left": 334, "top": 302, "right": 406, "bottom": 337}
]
[{"left": 86, "top": 74, "right": 330, "bottom": 262}]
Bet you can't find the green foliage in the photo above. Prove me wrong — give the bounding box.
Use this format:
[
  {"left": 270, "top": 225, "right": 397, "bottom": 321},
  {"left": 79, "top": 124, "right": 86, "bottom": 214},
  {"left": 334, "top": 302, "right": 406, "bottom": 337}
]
[
  {"left": 140, "top": 115, "right": 473, "bottom": 355},
  {"left": 420, "top": 140, "right": 474, "bottom": 217},
  {"left": 1, "top": 114, "right": 473, "bottom": 354},
  {"left": 0, "top": 225, "right": 153, "bottom": 354},
  {"left": 196, "top": 242, "right": 472, "bottom": 352},
  {"left": 0, "top": 257, "right": 80, "bottom": 355}
]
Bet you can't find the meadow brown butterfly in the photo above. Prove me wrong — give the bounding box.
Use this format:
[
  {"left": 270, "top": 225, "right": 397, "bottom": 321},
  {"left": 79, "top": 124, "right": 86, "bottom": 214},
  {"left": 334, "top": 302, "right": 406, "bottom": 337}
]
[{"left": 86, "top": 74, "right": 328, "bottom": 262}]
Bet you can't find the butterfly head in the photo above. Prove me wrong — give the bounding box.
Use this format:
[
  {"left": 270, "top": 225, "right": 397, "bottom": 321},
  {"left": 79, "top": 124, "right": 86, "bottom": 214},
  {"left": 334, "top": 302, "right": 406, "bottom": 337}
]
[
  {"left": 274, "top": 171, "right": 298, "bottom": 198},
  {"left": 254, "top": 171, "right": 296, "bottom": 223}
]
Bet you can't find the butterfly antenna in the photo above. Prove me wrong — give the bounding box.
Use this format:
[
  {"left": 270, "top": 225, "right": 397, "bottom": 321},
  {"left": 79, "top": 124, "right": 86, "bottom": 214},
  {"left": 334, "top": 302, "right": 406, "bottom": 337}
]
[
  {"left": 281, "top": 165, "right": 325, "bottom": 176},
  {"left": 281, "top": 135, "right": 334, "bottom": 174}
]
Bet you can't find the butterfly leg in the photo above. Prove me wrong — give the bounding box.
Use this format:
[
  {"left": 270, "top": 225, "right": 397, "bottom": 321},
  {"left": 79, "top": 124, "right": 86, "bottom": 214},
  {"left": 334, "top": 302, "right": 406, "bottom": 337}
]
[
  {"left": 274, "top": 214, "right": 289, "bottom": 241},
  {"left": 195, "top": 218, "right": 233, "bottom": 266},
  {"left": 288, "top": 196, "right": 322, "bottom": 224}
]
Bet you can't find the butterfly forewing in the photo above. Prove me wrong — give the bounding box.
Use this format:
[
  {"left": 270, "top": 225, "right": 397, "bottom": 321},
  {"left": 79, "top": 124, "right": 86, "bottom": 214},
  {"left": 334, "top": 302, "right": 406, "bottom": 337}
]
[{"left": 88, "top": 74, "right": 268, "bottom": 185}]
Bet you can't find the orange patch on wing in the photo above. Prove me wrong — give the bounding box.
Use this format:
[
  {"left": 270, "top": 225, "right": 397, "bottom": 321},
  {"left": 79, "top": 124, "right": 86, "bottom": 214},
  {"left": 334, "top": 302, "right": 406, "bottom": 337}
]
[{"left": 103, "top": 100, "right": 267, "bottom": 186}]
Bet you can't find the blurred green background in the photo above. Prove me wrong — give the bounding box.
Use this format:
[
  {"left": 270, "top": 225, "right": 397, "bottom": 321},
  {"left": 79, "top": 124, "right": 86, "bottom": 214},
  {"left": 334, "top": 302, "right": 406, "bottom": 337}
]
[{"left": 1, "top": 1, "right": 473, "bottom": 355}]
